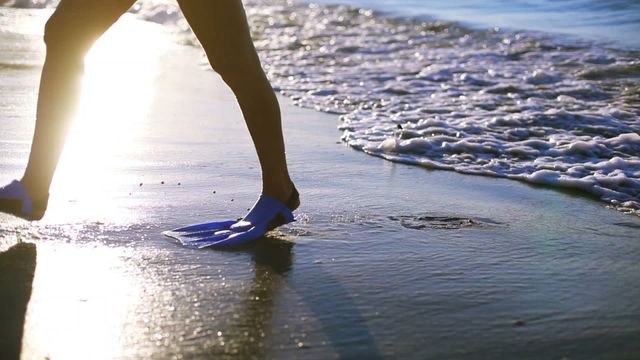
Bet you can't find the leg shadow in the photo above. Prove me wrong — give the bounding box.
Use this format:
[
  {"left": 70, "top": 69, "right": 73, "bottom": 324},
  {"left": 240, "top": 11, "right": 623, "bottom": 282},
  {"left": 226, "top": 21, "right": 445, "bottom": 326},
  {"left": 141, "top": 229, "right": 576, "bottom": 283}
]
[
  {"left": 284, "top": 258, "right": 383, "bottom": 359},
  {"left": 0, "top": 243, "right": 37, "bottom": 360}
]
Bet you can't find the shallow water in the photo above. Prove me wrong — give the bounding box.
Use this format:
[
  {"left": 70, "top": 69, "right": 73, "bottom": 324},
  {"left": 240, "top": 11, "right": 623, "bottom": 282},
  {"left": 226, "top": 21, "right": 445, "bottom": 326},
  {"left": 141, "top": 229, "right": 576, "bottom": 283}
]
[{"left": 244, "top": 0, "right": 640, "bottom": 215}]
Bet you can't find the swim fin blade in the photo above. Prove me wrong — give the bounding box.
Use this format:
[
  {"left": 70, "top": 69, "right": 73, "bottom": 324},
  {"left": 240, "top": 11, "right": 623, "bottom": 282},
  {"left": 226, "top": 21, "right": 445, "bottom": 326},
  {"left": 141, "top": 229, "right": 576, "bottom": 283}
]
[{"left": 163, "top": 194, "right": 295, "bottom": 248}]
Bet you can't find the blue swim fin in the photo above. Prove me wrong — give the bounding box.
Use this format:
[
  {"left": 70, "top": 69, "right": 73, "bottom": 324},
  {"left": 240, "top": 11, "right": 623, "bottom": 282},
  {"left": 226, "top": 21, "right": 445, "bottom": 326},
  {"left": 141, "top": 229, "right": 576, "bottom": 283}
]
[
  {"left": 164, "top": 189, "right": 298, "bottom": 248},
  {"left": 0, "top": 180, "right": 48, "bottom": 221}
]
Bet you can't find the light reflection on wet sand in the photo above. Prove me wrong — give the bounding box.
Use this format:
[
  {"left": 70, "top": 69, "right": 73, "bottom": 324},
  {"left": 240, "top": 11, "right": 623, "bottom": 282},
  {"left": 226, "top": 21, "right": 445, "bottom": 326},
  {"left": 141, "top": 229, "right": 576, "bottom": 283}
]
[
  {"left": 49, "top": 16, "right": 167, "bottom": 225},
  {"left": 21, "top": 243, "right": 140, "bottom": 359}
]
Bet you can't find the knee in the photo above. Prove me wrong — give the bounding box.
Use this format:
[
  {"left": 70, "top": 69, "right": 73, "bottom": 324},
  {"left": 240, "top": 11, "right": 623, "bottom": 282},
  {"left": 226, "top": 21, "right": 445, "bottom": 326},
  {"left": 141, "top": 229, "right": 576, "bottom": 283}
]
[
  {"left": 43, "top": 13, "right": 67, "bottom": 50},
  {"left": 43, "top": 12, "right": 93, "bottom": 57},
  {"left": 209, "top": 54, "right": 263, "bottom": 88},
  {"left": 209, "top": 56, "right": 245, "bottom": 82}
]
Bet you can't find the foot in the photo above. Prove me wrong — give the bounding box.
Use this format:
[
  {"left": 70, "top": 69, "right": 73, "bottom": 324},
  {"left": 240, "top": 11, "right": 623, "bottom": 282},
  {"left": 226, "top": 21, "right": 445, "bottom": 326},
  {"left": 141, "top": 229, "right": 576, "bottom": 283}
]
[
  {"left": 232, "top": 184, "right": 300, "bottom": 232},
  {"left": 0, "top": 180, "right": 48, "bottom": 220}
]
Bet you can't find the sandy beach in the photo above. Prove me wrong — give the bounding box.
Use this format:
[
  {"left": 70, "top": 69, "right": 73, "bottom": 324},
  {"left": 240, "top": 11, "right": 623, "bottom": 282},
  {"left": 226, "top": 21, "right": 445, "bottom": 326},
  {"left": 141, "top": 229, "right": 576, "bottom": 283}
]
[{"left": 1, "top": 7, "right": 639, "bottom": 359}]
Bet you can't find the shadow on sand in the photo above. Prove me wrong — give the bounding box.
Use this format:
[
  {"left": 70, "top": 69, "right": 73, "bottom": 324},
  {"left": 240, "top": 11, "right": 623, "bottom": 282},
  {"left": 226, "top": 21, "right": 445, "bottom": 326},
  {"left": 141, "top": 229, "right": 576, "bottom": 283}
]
[
  {"left": 0, "top": 242, "right": 37, "bottom": 360},
  {"left": 219, "top": 236, "right": 381, "bottom": 358}
]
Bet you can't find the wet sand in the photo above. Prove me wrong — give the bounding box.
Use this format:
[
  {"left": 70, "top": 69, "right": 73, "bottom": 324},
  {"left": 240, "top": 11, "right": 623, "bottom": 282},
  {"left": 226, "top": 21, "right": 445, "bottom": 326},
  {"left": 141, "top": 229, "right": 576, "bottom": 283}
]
[{"left": 1, "top": 8, "right": 639, "bottom": 359}]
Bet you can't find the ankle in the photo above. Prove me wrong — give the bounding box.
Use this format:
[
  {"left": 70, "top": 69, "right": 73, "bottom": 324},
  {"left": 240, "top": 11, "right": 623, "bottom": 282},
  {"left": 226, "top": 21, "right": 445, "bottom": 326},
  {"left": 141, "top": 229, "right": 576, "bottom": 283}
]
[
  {"left": 262, "top": 180, "right": 299, "bottom": 210},
  {"left": 19, "top": 177, "right": 49, "bottom": 200}
]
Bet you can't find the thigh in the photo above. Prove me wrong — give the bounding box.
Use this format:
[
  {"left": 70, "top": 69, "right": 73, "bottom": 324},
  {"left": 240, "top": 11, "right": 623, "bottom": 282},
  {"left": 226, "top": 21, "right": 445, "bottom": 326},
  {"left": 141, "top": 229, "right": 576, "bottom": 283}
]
[
  {"left": 45, "top": 0, "right": 137, "bottom": 51},
  {"left": 176, "top": 0, "right": 261, "bottom": 72}
]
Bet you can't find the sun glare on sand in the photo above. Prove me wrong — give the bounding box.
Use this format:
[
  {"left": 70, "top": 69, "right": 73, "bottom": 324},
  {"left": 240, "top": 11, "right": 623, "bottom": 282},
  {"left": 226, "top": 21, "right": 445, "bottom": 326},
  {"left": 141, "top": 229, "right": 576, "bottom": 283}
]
[
  {"left": 21, "top": 16, "right": 171, "bottom": 359},
  {"left": 21, "top": 244, "right": 144, "bottom": 360},
  {"left": 47, "top": 15, "right": 168, "bottom": 223}
]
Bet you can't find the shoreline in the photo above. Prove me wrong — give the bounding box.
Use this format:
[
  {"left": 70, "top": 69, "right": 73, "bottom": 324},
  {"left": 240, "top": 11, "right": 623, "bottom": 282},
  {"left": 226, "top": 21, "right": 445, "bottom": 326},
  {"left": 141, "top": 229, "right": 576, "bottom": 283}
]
[{"left": 1, "top": 9, "right": 639, "bottom": 359}]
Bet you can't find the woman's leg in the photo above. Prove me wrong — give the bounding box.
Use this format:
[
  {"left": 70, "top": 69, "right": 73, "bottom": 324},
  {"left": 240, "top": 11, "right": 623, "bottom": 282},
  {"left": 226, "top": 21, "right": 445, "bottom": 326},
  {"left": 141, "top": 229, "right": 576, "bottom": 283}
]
[
  {"left": 20, "top": 0, "right": 136, "bottom": 202},
  {"left": 176, "top": 0, "right": 298, "bottom": 208}
]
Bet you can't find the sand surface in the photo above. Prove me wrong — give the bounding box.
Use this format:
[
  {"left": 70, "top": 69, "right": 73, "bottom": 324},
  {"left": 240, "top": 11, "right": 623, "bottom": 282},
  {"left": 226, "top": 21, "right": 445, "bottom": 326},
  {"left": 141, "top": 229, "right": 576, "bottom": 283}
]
[{"left": 0, "top": 8, "right": 639, "bottom": 359}]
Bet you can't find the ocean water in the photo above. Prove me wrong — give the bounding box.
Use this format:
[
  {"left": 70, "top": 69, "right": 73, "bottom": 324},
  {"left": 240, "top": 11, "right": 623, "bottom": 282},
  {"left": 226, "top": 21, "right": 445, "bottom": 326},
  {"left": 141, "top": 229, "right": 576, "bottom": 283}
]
[
  {"left": 4, "top": 0, "right": 640, "bottom": 215},
  {"left": 312, "top": 0, "right": 640, "bottom": 49}
]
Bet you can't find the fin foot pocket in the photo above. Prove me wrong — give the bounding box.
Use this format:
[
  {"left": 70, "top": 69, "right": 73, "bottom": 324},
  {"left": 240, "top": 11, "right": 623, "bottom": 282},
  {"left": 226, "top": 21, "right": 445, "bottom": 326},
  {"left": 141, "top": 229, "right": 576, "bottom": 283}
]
[{"left": 0, "top": 180, "right": 48, "bottom": 221}]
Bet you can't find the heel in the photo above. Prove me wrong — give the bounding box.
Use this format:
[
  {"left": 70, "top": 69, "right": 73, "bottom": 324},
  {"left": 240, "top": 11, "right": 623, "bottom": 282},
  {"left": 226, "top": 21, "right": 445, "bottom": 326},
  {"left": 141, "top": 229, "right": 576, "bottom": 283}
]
[
  {"left": 268, "top": 208, "right": 295, "bottom": 231},
  {"left": 30, "top": 197, "right": 48, "bottom": 221},
  {"left": 286, "top": 186, "right": 300, "bottom": 211}
]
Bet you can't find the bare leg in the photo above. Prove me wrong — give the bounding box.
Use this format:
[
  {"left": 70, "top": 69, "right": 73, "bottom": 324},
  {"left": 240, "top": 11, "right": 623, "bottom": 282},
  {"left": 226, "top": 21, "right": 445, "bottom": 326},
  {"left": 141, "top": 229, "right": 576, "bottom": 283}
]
[
  {"left": 20, "top": 0, "right": 136, "bottom": 201},
  {"left": 177, "top": 0, "right": 298, "bottom": 208}
]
